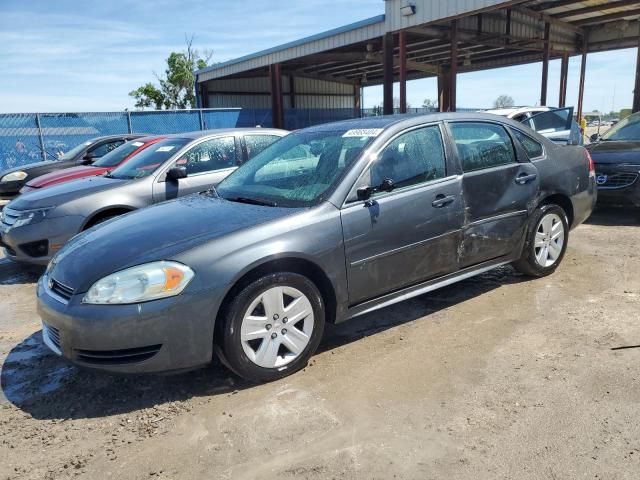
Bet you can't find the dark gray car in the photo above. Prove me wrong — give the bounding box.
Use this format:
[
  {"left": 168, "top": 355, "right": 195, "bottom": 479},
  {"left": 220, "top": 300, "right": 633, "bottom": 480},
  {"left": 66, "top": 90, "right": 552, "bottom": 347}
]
[
  {"left": 37, "top": 114, "right": 596, "bottom": 382},
  {"left": 0, "top": 128, "right": 287, "bottom": 264}
]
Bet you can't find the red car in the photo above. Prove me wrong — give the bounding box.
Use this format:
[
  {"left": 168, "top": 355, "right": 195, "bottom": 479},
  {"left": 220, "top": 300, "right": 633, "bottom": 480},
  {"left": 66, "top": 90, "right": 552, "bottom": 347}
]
[{"left": 20, "top": 136, "right": 165, "bottom": 193}]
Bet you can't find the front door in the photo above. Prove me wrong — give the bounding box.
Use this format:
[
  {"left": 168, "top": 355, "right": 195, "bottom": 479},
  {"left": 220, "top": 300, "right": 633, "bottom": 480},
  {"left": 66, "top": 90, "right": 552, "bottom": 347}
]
[
  {"left": 341, "top": 124, "right": 465, "bottom": 305},
  {"left": 153, "top": 136, "right": 239, "bottom": 202},
  {"left": 447, "top": 121, "right": 540, "bottom": 268}
]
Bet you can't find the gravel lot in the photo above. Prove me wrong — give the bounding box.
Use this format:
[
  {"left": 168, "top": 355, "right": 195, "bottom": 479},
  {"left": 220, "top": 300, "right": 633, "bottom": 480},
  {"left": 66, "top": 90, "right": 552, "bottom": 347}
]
[{"left": 1, "top": 207, "right": 639, "bottom": 480}]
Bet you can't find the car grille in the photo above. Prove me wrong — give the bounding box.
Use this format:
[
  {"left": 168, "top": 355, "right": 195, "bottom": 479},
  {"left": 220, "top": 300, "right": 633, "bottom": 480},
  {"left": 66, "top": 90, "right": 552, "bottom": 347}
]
[
  {"left": 596, "top": 172, "right": 639, "bottom": 189},
  {"left": 0, "top": 207, "right": 20, "bottom": 227},
  {"left": 74, "top": 345, "right": 162, "bottom": 366},
  {"left": 43, "top": 323, "right": 62, "bottom": 353},
  {"left": 49, "top": 277, "right": 75, "bottom": 301}
]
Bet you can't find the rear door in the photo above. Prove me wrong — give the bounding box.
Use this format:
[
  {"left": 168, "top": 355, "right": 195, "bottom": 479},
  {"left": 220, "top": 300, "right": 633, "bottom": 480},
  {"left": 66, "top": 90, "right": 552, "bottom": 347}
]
[
  {"left": 447, "top": 121, "right": 540, "bottom": 268},
  {"left": 341, "top": 124, "right": 465, "bottom": 305},
  {"left": 152, "top": 136, "right": 239, "bottom": 202}
]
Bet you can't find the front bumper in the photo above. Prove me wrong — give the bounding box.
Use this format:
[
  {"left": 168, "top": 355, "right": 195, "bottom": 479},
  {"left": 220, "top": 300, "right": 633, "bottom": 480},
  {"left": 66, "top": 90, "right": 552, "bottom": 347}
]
[
  {"left": 36, "top": 275, "right": 219, "bottom": 374},
  {"left": 0, "top": 214, "right": 85, "bottom": 265},
  {"left": 595, "top": 164, "right": 640, "bottom": 207}
]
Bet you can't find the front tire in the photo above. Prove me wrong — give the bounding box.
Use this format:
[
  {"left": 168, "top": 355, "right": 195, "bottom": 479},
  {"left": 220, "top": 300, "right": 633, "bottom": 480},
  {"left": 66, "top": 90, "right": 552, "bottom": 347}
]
[
  {"left": 513, "top": 204, "right": 569, "bottom": 277},
  {"left": 217, "top": 272, "right": 325, "bottom": 383}
]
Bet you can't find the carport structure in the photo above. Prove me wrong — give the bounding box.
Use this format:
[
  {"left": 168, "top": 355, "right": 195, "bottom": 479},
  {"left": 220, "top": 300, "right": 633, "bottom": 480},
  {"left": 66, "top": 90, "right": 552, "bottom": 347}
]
[{"left": 195, "top": 0, "right": 640, "bottom": 129}]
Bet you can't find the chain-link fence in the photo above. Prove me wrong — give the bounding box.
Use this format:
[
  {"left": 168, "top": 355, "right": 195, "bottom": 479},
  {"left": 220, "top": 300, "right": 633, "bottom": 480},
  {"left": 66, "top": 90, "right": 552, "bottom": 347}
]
[
  {"left": 0, "top": 108, "right": 361, "bottom": 171},
  {"left": 1, "top": 106, "right": 485, "bottom": 171}
]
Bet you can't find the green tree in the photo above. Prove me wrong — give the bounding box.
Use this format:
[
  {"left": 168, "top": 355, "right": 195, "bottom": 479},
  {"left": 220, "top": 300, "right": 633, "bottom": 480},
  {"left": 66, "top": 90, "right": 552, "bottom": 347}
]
[
  {"left": 422, "top": 99, "right": 437, "bottom": 110},
  {"left": 493, "top": 94, "right": 515, "bottom": 109},
  {"left": 129, "top": 35, "right": 213, "bottom": 110}
]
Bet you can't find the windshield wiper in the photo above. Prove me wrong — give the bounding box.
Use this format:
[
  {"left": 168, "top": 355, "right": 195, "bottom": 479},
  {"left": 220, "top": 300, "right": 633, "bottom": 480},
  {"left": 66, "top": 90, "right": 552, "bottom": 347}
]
[{"left": 228, "top": 196, "right": 278, "bottom": 207}]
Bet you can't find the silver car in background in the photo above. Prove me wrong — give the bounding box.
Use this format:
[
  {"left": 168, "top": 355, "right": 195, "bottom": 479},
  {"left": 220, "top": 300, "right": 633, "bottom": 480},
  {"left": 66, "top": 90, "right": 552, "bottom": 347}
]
[{"left": 0, "top": 128, "right": 287, "bottom": 264}]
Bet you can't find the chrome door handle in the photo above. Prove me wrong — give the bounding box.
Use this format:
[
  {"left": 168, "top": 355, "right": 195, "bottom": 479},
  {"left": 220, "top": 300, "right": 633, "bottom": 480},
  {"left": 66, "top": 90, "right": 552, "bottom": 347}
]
[
  {"left": 515, "top": 173, "right": 538, "bottom": 185},
  {"left": 432, "top": 194, "right": 455, "bottom": 208}
]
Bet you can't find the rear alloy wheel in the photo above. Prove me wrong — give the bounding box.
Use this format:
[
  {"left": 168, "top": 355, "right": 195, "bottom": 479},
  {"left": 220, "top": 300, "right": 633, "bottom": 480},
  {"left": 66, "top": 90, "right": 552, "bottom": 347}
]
[
  {"left": 218, "top": 272, "right": 325, "bottom": 382},
  {"left": 513, "top": 204, "right": 569, "bottom": 277}
]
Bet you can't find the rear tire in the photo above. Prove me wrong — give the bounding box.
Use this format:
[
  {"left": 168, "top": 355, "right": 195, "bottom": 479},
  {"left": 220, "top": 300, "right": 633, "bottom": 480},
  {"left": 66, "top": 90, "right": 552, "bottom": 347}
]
[
  {"left": 217, "top": 272, "right": 325, "bottom": 383},
  {"left": 513, "top": 204, "right": 569, "bottom": 278}
]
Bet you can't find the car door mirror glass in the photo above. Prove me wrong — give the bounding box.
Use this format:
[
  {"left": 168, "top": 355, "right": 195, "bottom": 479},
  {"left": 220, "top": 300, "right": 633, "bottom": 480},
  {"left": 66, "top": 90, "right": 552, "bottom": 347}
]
[
  {"left": 357, "top": 186, "right": 373, "bottom": 201},
  {"left": 379, "top": 178, "right": 395, "bottom": 192},
  {"left": 590, "top": 133, "right": 601, "bottom": 143},
  {"left": 166, "top": 166, "right": 187, "bottom": 181}
]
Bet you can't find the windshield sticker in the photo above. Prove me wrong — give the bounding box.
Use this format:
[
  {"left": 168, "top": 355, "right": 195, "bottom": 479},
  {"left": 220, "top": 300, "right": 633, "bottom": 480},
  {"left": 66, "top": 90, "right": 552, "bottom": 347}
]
[
  {"left": 131, "top": 142, "right": 144, "bottom": 147},
  {"left": 342, "top": 128, "right": 384, "bottom": 138},
  {"left": 156, "top": 146, "right": 176, "bottom": 152}
]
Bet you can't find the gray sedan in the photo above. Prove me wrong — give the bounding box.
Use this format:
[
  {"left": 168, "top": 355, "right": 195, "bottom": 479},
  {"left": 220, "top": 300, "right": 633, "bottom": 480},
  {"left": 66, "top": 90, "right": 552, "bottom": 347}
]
[
  {"left": 0, "top": 128, "right": 287, "bottom": 264},
  {"left": 37, "top": 113, "right": 596, "bottom": 382}
]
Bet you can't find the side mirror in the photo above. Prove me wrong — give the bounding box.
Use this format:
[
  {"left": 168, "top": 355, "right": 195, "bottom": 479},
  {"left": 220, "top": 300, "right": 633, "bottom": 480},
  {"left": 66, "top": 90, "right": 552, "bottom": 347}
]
[
  {"left": 590, "top": 133, "right": 601, "bottom": 143},
  {"left": 166, "top": 166, "right": 187, "bottom": 181},
  {"left": 357, "top": 186, "right": 373, "bottom": 201},
  {"left": 81, "top": 153, "right": 97, "bottom": 165},
  {"left": 379, "top": 178, "right": 395, "bottom": 192}
]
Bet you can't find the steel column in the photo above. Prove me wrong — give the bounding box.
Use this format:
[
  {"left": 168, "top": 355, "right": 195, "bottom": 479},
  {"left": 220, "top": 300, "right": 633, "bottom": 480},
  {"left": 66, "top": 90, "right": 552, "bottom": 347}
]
[
  {"left": 633, "top": 21, "right": 640, "bottom": 113},
  {"left": 200, "top": 82, "right": 209, "bottom": 108},
  {"left": 354, "top": 82, "right": 362, "bottom": 117},
  {"left": 383, "top": 33, "right": 395, "bottom": 115},
  {"left": 399, "top": 30, "right": 408, "bottom": 114},
  {"left": 35, "top": 113, "right": 46, "bottom": 161},
  {"left": 540, "top": 22, "right": 551, "bottom": 106},
  {"left": 269, "top": 63, "right": 284, "bottom": 129},
  {"left": 449, "top": 20, "right": 458, "bottom": 112},
  {"left": 438, "top": 68, "right": 450, "bottom": 113},
  {"left": 289, "top": 75, "right": 296, "bottom": 109},
  {"left": 559, "top": 54, "right": 569, "bottom": 108},
  {"left": 577, "top": 36, "right": 588, "bottom": 123}
]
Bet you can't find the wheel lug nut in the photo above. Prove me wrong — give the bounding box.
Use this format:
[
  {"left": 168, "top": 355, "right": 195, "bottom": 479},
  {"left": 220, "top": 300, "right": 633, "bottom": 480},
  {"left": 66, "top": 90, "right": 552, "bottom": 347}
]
[
  {"left": 283, "top": 317, "right": 288, "bottom": 323},
  {"left": 266, "top": 324, "right": 272, "bottom": 330},
  {"left": 282, "top": 329, "right": 287, "bottom": 335},
  {"left": 271, "top": 333, "right": 277, "bottom": 339},
  {"left": 273, "top": 314, "right": 279, "bottom": 320}
]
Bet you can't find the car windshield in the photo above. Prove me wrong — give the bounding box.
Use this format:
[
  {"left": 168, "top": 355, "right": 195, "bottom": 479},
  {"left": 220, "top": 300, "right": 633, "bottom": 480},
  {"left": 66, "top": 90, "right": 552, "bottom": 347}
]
[
  {"left": 107, "top": 138, "right": 190, "bottom": 180},
  {"left": 93, "top": 140, "right": 148, "bottom": 168},
  {"left": 216, "top": 129, "right": 375, "bottom": 207},
  {"left": 58, "top": 140, "right": 95, "bottom": 161},
  {"left": 601, "top": 114, "right": 640, "bottom": 141}
]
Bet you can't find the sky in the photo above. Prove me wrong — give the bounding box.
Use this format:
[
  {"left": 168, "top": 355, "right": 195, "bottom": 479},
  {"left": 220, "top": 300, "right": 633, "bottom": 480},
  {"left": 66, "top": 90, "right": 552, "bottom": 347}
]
[{"left": 0, "top": 0, "right": 636, "bottom": 114}]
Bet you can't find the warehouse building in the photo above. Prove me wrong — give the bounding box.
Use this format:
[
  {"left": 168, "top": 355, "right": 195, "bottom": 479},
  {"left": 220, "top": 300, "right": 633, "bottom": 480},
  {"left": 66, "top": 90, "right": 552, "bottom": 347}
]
[{"left": 195, "top": 0, "right": 640, "bottom": 129}]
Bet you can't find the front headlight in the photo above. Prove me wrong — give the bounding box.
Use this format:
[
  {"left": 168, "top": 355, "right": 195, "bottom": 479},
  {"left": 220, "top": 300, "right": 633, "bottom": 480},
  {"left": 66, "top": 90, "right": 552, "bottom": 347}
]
[
  {"left": 1, "top": 171, "right": 28, "bottom": 182},
  {"left": 82, "top": 261, "right": 195, "bottom": 305},
  {"left": 12, "top": 208, "right": 53, "bottom": 228}
]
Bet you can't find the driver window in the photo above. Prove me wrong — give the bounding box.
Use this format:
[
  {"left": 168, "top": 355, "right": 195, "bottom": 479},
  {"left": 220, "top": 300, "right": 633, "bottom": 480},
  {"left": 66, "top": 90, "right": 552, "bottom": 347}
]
[
  {"left": 368, "top": 126, "right": 446, "bottom": 195},
  {"left": 90, "top": 140, "right": 125, "bottom": 158},
  {"left": 176, "top": 137, "right": 236, "bottom": 176}
]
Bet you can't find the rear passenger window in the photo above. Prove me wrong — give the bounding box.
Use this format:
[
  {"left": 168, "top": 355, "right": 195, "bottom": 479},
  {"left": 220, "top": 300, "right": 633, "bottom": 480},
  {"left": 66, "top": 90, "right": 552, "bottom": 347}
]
[
  {"left": 512, "top": 129, "right": 544, "bottom": 159},
  {"left": 449, "top": 122, "right": 516, "bottom": 172},
  {"left": 371, "top": 125, "right": 446, "bottom": 191},
  {"left": 244, "top": 135, "right": 281, "bottom": 161}
]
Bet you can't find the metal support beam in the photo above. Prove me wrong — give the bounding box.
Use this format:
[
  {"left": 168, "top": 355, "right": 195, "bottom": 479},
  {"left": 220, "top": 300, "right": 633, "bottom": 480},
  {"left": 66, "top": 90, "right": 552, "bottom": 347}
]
[
  {"left": 269, "top": 63, "right": 284, "bottom": 129},
  {"left": 540, "top": 22, "right": 551, "bottom": 106},
  {"left": 574, "top": 8, "right": 640, "bottom": 27},
  {"left": 354, "top": 82, "right": 362, "bottom": 117},
  {"left": 449, "top": 20, "right": 458, "bottom": 112},
  {"left": 289, "top": 75, "right": 296, "bottom": 109},
  {"left": 200, "top": 82, "right": 209, "bottom": 108},
  {"left": 438, "top": 69, "right": 450, "bottom": 112},
  {"left": 555, "top": 0, "right": 640, "bottom": 19},
  {"left": 399, "top": 30, "right": 408, "bottom": 114},
  {"left": 383, "top": 32, "right": 395, "bottom": 115},
  {"left": 559, "top": 53, "right": 569, "bottom": 108},
  {"left": 577, "top": 37, "right": 588, "bottom": 123},
  {"left": 633, "top": 21, "right": 640, "bottom": 113}
]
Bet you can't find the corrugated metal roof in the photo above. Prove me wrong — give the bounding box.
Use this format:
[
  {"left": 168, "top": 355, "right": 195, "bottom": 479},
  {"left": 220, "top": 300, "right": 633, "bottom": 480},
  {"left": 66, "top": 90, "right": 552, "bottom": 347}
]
[{"left": 196, "top": 15, "right": 386, "bottom": 82}]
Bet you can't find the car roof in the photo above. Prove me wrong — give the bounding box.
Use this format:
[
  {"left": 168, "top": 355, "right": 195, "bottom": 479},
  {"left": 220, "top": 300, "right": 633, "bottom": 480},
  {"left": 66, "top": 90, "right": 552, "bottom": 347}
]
[
  {"left": 298, "top": 112, "right": 536, "bottom": 133},
  {"left": 484, "top": 106, "right": 551, "bottom": 116},
  {"left": 164, "top": 128, "right": 288, "bottom": 140}
]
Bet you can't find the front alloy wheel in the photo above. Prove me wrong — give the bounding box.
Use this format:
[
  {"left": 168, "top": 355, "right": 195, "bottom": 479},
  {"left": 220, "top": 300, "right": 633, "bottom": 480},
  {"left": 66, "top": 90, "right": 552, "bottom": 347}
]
[
  {"left": 217, "top": 272, "right": 325, "bottom": 383},
  {"left": 240, "top": 286, "right": 315, "bottom": 369}
]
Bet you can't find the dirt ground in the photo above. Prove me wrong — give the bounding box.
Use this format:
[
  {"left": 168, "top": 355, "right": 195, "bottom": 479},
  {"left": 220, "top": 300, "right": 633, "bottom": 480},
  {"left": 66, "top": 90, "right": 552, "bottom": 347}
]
[{"left": 0, "top": 207, "right": 639, "bottom": 480}]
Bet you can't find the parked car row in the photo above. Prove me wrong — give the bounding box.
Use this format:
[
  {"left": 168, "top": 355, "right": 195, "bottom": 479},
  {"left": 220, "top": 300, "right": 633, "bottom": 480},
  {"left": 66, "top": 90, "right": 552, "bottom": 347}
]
[{"left": 0, "top": 113, "right": 598, "bottom": 382}]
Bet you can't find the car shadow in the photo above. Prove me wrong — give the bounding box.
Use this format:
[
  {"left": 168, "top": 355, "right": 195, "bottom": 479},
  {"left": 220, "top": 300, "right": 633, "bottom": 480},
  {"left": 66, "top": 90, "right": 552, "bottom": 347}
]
[
  {"left": 586, "top": 206, "right": 639, "bottom": 227},
  {"left": 1, "top": 265, "right": 526, "bottom": 421},
  {"left": 0, "top": 257, "right": 44, "bottom": 285}
]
